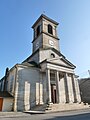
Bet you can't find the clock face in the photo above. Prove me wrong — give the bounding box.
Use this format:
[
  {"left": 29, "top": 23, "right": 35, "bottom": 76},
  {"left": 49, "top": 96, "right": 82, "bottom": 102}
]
[{"left": 49, "top": 40, "right": 54, "bottom": 46}]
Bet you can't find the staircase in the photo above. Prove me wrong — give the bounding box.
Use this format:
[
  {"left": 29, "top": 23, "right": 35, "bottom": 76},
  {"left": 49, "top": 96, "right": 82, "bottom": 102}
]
[
  {"left": 46, "top": 103, "right": 90, "bottom": 112},
  {"left": 30, "top": 102, "right": 90, "bottom": 113}
]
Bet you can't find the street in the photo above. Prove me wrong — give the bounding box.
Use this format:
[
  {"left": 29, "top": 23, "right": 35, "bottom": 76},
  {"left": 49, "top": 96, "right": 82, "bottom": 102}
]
[{"left": 0, "top": 110, "right": 90, "bottom": 120}]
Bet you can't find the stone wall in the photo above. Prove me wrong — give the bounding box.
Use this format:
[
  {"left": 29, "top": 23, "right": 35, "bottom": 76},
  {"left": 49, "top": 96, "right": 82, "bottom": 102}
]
[
  {"left": 7, "top": 68, "right": 16, "bottom": 95},
  {"left": 59, "top": 76, "right": 66, "bottom": 103},
  {"left": 79, "top": 78, "right": 90, "bottom": 103},
  {"left": 14, "top": 66, "right": 44, "bottom": 111},
  {"left": 2, "top": 98, "right": 13, "bottom": 112}
]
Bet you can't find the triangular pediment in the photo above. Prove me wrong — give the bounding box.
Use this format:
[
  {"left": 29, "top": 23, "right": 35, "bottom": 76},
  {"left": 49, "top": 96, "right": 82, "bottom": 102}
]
[{"left": 47, "top": 57, "right": 76, "bottom": 69}]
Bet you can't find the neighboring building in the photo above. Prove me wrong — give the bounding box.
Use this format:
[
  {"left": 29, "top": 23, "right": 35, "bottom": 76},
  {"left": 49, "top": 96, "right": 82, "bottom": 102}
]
[
  {"left": 79, "top": 78, "right": 90, "bottom": 104},
  {"left": 0, "top": 91, "right": 13, "bottom": 111},
  {"left": 0, "top": 14, "right": 81, "bottom": 111}
]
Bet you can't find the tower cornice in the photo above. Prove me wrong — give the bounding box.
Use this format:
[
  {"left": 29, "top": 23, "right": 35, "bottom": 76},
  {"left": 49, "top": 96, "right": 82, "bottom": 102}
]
[{"left": 32, "top": 14, "right": 59, "bottom": 28}]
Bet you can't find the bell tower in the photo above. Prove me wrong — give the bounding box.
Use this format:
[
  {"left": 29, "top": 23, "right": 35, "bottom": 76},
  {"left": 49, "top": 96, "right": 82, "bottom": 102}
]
[{"left": 32, "top": 14, "right": 60, "bottom": 53}]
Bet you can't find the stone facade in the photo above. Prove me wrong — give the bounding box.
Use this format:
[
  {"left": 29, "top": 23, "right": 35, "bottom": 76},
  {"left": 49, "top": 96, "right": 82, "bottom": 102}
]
[
  {"left": 79, "top": 78, "right": 90, "bottom": 104},
  {"left": 0, "top": 14, "right": 81, "bottom": 111}
]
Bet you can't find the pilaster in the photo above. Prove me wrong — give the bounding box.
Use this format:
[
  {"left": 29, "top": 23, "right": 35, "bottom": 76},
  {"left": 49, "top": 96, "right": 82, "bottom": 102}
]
[
  {"left": 64, "top": 73, "right": 69, "bottom": 103},
  {"left": 46, "top": 69, "right": 51, "bottom": 103},
  {"left": 72, "top": 75, "right": 81, "bottom": 103},
  {"left": 71, "top": 74, "right": 77, "bottom": 102}
]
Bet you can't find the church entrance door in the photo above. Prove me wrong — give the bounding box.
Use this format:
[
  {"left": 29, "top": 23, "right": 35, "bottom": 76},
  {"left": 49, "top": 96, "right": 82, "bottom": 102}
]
[{"left": 51, "top": 84, "right": 57, "bottom": 103}]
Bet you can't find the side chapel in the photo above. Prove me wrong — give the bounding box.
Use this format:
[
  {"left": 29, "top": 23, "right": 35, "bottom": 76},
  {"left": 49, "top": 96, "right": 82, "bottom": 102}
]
[{"left": 0, "top": 14, "right": 81, "bottom": 111}]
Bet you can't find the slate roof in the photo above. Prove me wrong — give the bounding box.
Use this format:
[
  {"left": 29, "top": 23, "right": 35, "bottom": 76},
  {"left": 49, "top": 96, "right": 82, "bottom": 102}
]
[
  {"left": 21, "top": 61, "right": 39, "bottom": 68},
  {"left": 22, "top": 48, "right": 65, "bottom": 63}
]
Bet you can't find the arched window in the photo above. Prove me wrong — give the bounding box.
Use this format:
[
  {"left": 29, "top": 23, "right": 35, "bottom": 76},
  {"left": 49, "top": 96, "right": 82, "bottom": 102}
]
[
  {"left": 51, "top": 53, "right": 55, "bottom": 58},
  {"left": 48, "top": 24, "right": 53, "bottom": 35},
  {"left": 36, "top": 25, "right": 41, "bottom": 37}
]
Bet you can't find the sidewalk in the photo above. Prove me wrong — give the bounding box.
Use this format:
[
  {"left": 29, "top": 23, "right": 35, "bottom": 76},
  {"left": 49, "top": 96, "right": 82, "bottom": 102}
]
[
  {"left": 0, "top": 112, "right": 31, "bottom": 118},
  {"left": 0, "top": 108, "right": 90, "bottom": 117}
]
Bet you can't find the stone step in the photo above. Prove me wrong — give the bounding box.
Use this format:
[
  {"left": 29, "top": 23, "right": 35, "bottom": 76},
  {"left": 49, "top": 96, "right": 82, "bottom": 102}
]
[
  {"left": 45, "top": 103, "right": 90, "bottom": 112},
  {"left": 30, "top": 103, "right": 90, "bottom": 112}
]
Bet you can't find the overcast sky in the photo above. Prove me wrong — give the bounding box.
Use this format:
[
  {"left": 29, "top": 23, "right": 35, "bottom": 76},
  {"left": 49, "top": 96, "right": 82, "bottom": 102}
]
[{"left": 0, "top": 0, "right": 90, "bottom": 79}]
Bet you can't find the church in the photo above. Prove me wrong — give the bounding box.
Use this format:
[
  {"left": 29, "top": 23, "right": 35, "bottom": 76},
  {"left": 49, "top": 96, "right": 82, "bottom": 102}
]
[{"left": 0, "top": 14, "right": 81, "bottom": 111}]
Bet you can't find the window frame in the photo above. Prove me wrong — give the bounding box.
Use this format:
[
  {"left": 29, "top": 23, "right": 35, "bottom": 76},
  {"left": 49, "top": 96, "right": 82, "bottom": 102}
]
[{"left": 51, "top": 53, "right": 55, "bottom": 58}]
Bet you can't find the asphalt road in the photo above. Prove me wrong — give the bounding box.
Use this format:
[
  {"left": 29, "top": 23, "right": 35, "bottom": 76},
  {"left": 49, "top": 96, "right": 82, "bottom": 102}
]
[{"left": 0, "top": 110, "right": 90, "bottom": 120}]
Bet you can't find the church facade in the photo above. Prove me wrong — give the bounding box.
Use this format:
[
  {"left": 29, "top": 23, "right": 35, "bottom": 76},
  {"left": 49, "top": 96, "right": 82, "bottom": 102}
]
[{"left": 0, "top": 14, "right": 81, "bottom": 111}]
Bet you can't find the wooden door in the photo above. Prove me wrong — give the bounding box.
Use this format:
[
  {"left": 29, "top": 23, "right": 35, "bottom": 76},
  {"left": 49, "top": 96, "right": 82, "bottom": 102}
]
[{"left": 0, "top": 98, "right": 3, "bottom": 111}]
